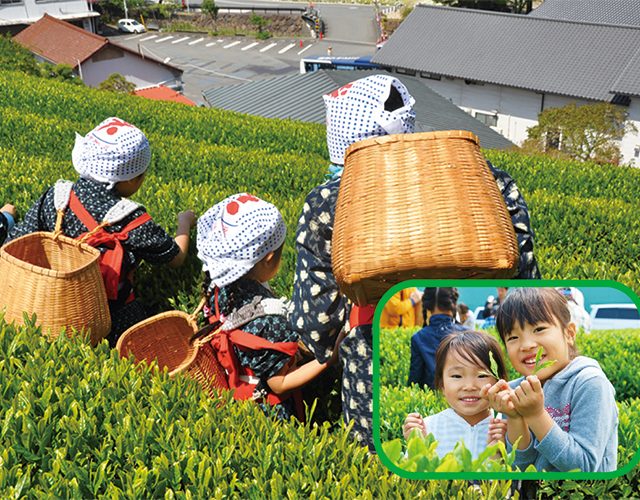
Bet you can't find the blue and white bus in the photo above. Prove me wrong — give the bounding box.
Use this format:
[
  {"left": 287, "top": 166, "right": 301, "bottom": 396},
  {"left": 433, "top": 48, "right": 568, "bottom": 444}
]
[{"left": 299, "top": 56, "right": 381, "bottom": 74}]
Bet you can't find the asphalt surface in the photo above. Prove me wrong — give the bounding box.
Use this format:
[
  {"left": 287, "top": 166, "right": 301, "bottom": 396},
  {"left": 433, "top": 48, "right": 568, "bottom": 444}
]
[{"left": 112, "top": 2, "right": 378, "bottom": 104}]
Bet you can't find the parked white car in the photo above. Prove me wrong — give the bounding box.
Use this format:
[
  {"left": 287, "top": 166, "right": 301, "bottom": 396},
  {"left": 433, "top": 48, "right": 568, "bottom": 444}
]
[
  {"left": 589, "top": 303, "right": 640, "bottom": 331},
  {"left": 118, "top": 19, "right": 146, "bottom": 34}
]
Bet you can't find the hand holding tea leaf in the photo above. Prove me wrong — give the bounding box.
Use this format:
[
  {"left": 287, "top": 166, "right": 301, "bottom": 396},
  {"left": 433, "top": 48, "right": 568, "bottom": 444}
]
[
  {"left": 532, "top": 346, "right": 557, "bottom": 375},
  {"left": 479, "top": 351, "right": 501, "bottom": 379}
]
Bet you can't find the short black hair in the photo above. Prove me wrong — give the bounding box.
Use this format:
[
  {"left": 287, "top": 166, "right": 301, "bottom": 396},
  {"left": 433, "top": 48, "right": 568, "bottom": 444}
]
[
  {"left": 496, "top": 288, "right": 571, "bottom": 342},
  {"left": 433, "top": 330, "right": 508, "bottom": 390},
  {"left": 384, "top": 84, "right": 405, "bottom": 112},
  {"left": 422, "top": 287, "right": 459, "bottom": 317}
]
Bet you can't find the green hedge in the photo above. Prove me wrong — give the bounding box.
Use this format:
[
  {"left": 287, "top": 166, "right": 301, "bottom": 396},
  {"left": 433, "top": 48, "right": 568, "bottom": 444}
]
[{"left": 380, "top": 328, "right": 640, "bottom": 401}]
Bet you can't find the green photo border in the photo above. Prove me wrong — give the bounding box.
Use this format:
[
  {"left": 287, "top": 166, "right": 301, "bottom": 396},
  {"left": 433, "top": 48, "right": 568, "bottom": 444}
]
[{"left": 373, "top": 278, "right": 640, "bottom": 480}]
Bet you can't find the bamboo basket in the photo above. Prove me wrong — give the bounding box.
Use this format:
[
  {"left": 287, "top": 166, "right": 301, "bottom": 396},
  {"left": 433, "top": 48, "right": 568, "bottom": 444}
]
[
  {"left": 116, "top": 299, "right": 229, "bottom": 396},
  {"left": 0, "top": 231, "right": 111, "bottom": 346},
  {"left": 332, "top": 130, "right": 519, "bottom": 306}
]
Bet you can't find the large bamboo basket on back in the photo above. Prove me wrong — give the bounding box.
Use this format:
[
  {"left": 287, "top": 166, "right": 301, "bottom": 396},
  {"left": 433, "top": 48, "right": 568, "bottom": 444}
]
[
  {"left": 332, "top": 130, "right": 519, "bottom": 306},
  {"left": 116, "top": 299, "right": 228, "bottom": 397},
  {"left": 0, "top": 232, "right": 111, "bottom": 346}
]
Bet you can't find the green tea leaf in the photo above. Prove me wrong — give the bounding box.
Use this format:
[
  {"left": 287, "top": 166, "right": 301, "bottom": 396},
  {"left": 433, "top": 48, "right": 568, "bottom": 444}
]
[
  {"left": 533, "top": 347, "right": 557, "bottom": 375},
  {"left": 488, "top": 350, "right": 501, "bottom": 380}
]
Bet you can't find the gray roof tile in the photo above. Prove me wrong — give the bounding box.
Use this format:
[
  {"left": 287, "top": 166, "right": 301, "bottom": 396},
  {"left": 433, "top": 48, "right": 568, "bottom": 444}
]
[
  {"left": 202, "top": 70, "right": 514, "bottom": 150},
  {"left": 371, "top": 5, "right": 640, "bottom": 100},
  {"left": 530, "top": 0, "right": 640, "bottom": 27}
]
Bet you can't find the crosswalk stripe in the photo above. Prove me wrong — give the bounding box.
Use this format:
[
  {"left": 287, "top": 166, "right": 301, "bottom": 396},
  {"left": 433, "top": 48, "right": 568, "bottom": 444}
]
[
  {"left": 224, "top": 41, "right": 241, "bottom": 49},
  {"left": 297, "top": 44, "right": 312, "bottom": 55},
  {"left": 172, "top": 36, "right": 190, "bottom": 44},
  {"left": 260, "top": 42, "right": 277, "bottom": 53},
  {"left": 241, "top": 42, "right": 259, "bottom": 51},
  {"left": 125, "top": 34, "right": 143, "bottom": 41},
  {"left": 278, "top": 43, "right": 295, "bottom": 54},
  {"left": 139, "top": 35, "right": 158, "bottom": 42},
  {"left": 156, "top": 35, "right": 174, "bottom": 43},
  {"left": 188, "top": 37, "right": 204, "bottom": 46}
]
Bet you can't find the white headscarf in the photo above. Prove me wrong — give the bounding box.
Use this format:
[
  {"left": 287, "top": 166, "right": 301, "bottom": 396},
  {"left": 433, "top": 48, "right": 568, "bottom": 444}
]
[
  {"left": 324, "top": 74, "right": 416, "bottom": 165},
  {"left": 197, "top": 193, "right": 287, "bottom": 289},
  {"left": 72, "top": 117, "right": 151, "bottom": 190}
]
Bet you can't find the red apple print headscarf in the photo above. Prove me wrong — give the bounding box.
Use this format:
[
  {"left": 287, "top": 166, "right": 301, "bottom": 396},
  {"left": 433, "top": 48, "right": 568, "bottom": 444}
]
[
  {"left": 72, "top": 117, "right": 151, "bottom": 190},
  {"left": 196, "top": 193, "right": 287, "bottom": 288},
  {"left": 324, "top": 74, "right": 415, "bottom": 165}
]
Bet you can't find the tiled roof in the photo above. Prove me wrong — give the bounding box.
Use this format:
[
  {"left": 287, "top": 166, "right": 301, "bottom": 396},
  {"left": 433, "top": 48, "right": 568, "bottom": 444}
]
[
  {"left": 135, "top": 85, "right": 196, "bottom": 106},
  {"left": 530, "top": 0, "right": 640, "bottom": 27},
  {"left": 202, "top": 70, "right": 514, "bottom": 150},
  {"left": 371, "top": 5, "right": 640, "bottom": 100},
  {"left": 13, "top": 14, "right": 182, "bottom": 73},
  {"left": 13, "top": 14, "right": 107, "bottom": 67}
]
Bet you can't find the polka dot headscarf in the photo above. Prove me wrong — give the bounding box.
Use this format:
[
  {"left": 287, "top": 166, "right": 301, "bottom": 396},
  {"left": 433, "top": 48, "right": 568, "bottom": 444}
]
[
  {"left": 72, "top": 117, "right": 151, "bottom": 190},
  {"left": 324, "top": 74, "right": 416, "bottom": 165},
  {"left": 197, "top": 193, "right": 287, "bottom": 289}
]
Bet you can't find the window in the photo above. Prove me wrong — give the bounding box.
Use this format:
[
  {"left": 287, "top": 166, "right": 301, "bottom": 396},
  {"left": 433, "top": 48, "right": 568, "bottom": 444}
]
[
  {"left": 634, "top": 147, "right": 640, "bottom": 159},
  {"left": 395, "top": 67, "right": 416, "bottom": 76},
  {"left": 1, "top": 0, "right": 23, "bottom": 5},
  {"left": 595, "top": 307, "right": 640, "bottom": 320},
  {"left": 474, "top": 111, "right": 498, "bottom": 127},
  {"left": 420, "top": 72, "right": 441, "bottom": 81}
]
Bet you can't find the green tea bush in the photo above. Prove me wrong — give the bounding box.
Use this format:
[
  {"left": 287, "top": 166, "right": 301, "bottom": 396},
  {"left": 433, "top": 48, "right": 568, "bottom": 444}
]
[{"left": 2, "top": 67, "right": 640, "bottom": 495}]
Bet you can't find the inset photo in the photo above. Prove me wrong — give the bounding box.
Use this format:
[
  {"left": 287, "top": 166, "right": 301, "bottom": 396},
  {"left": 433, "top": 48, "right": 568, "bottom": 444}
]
[{"left": 374, "top": 281, "right": 640, "bottom": 480}]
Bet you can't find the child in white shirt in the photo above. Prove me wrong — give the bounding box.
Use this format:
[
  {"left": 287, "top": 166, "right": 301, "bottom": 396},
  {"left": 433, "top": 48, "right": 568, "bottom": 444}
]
[{"left": 403, "top": 330, "right": 507, "bottom": 458}]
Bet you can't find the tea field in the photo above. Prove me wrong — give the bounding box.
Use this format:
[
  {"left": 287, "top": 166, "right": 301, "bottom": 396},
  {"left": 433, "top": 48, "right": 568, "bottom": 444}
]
[{"left": 1, "top": 69, "right": 640, "bottom": 496}]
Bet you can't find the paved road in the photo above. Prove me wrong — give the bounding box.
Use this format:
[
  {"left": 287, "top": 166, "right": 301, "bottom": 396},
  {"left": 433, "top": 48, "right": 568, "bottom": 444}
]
[{"left": 113, "top": 3, "right": 377, "bottom": 103}]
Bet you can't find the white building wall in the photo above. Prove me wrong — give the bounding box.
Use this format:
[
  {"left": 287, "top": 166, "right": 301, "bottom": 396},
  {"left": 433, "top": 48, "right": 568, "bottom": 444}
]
[
  {"left": 415, "top": 74, "right": 640, "bottom": 166},
  {"left": 0, "top": 0, "right": 94, "bottom": 23},
  {"left": 81, "top": 50, "right": 182, "bottom": 90}
]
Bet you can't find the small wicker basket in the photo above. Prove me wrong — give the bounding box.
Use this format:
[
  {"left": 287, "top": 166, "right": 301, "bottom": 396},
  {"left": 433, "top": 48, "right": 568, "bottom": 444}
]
[
  {"left": 116, "top": 299, "right": 229, "bottom": 396},
  {"left": 0, "top": 231, "right": 111, "bottom": 346},
  {"left": 332, "top": 130, "right": 519, "bottom": 306}
]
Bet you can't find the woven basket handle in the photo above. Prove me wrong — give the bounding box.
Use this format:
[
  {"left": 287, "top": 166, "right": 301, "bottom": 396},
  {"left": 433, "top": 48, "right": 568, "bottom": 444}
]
[
  {"left": 193, "top": 324, "right": 223, "bottom": 346},
  {"left": 53, "top": 210, "right": 65, "bottom": 239},
  {"left": 189, "top": 297, "right": 207, "bottom": 322},
  {"left": 78, "top": 221, "right": 110, "bottom": 243}
]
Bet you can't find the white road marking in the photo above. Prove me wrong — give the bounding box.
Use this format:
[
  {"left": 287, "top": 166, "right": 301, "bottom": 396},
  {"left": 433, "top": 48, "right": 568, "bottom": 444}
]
[
  {"left": 297, "top": 44, "right": 312, "bottom": 55},
  {"left": 125, "top": 34, "right": 143, "bottom": 41},
  {"left": 139, "top": 35, "right": 158, "bottom": 42},
  {"left": 172, "top": 36, "right": 190, "bottom": 44},
  {"left": 241, "top": 42, "right": 259, "bottom": 51},
  {"left": 224, "top": 41, "right": 241, "bottom": 48},
  {"left": 206, "top": 41, "right": 217, "bottom": 47},
  {"left": 188, "top": 37, "right": 204, "bottom": 46},
  {"left": 260, "top": 42, "right": 277, "bottom": 53},
  {"left": 156, "top": 35, "right": 174, "bottom": 43},
  {"left": 278, "top": 43, "right": 295, "bottom": 54}
]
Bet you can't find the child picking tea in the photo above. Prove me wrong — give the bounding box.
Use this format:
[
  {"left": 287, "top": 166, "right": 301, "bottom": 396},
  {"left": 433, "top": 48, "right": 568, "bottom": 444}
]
[
  {"left": 482, "top": 288, "right": 618, "bottom": 472},
  {"left": 403, "top": 330, "right": 507, "bottom": 458}
]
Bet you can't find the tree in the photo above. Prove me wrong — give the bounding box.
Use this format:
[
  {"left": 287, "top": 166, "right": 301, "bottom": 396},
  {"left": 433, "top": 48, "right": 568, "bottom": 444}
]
[
  {"left": 432, "top": 0, "right": 532, "bottom": 14},
  {"left": 98, "top": 73, "right": 136, "bottom": 94},
  {"left": 201, "top": 0, "right": 219, "bottom": 20},
  {"left": 523, "top": 102, "right": 637, "bottom": 165}
]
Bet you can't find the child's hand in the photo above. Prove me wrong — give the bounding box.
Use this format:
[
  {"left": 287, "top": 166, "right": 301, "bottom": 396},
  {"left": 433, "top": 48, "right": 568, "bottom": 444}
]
[
  {"left": 487, "top": 417, "right": 507, "bottom": 446},
  {"left": 410, "top": 289, "right": 423, "bottom": 304},
  {"left": 403, "top": 412, "right": 426, "bottom": 441},
  {"left": 512, "top": 375, "right": 545, "bottom": 418},
  {"left": 481, "top": 380, "right": 520, "bottom": 418},
  {"left": 178, "top": 210, "right": 196, "bottom": 229},
  {"left": 1, "top": 204, "right": 16, "bottom": 218}
]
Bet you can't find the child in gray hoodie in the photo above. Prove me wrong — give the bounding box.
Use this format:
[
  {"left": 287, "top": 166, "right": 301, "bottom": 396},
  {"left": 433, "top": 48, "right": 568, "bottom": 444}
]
[{"left": 481, "top": 288, "right": 618, "bottom": 472}]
